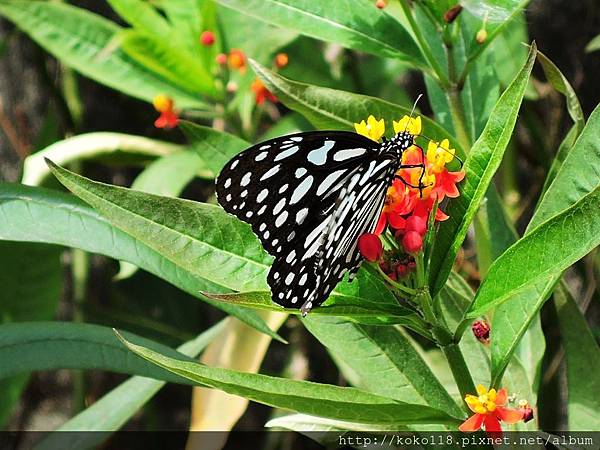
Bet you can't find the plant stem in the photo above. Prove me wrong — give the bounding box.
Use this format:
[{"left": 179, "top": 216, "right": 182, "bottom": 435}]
[
  {"left": 447, "top": 87, "right": 471, "bottom": 150},
  {"left": 374, "top": 263, "right": 416, "bottom": 296},
  {"left": 399, "top": 0, "right": 450, "bottom": 89},
  {"left": 441, "top": 343, "right": 477, "bottom": 409}
]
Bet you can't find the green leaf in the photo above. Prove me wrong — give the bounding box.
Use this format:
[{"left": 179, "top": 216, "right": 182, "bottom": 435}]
[
  {"left": 204, "top": 291, "right": 430, "bottom": 335},
  {"left": 554, "top": 283, "right": 600, "bottom": 430},
  {"left": 106, "top": 0, "right": 172, "bottom": 38},
  {"left": 0, "top": 183, "right": 281, "bottom": 342},
  {"left": 120, "top": 30, "right": 218, "bottom": 98},
  {"left": 0, "top": 322, "right": 201, "bottom": 383},
  {"left": 34, "top": 321, "right": 225, "bottom": 448},
  {"left": 118, "top": 332, "right": 461, "bottom": 425},
  {"left": 585, "top": 34, "right": 600, "bottom": 53},
  {"left": 531, "top": 104, "right": 600, "bottom": 231},
  {"left": 21, "top": 132, "right": 183, "bottom": 187},
  {"left": 303, "top": 317, "right": 463, "bottom": 418},
  {"left": 216, "top": 0, "right": 424, "bottom": 64},
  {"left": 0, "top": 242, "right": 62, "bottom": 426},
  {"left": 0, "top": 1, "right": 206, "bottom": 108},
  {"left": 117, "top": 150, "right": 211, "bottom": 280},
  {"left": 537, "top": 51, "right": 585, "bottom": 134},
  {"left": 251, "top": 62, "right": 463, "bottom": 156},
  {"left": 466, "top": 185, "right": 600, "bottom": 318},
  {"left": 428, "top": 42, "right": 536, "bottom": 296},
  {"left": 179, "top": 121, "right": 250, "bottom": 177}
]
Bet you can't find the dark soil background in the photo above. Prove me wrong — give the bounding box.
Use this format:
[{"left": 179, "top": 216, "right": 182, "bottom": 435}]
[{"left": 0, "top": 0, "right": 598, "bottom": 445}]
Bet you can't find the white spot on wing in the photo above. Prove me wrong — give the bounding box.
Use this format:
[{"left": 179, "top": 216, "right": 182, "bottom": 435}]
[
  {"left": 333, "top": 147, "right": 366, "bottom": 161},
  {"left": 260, "top": 164, "right": 280, "bottom": 181},
  {"left": 275, "top": 211, "right": 288, "bottom": 227},
  {"left": 224, "top": 178, "right": 232, "bottom": 188},
  {"left": 274, "top": 145, "right": 299, "bottom": 161},
  {"left": 308, "top": 141, "right": 335, "bottom": 165},
  {"left": 285, "top": 273, "right": 295, "bottom": 285},
  {"left": 296, "top": 208, "right": 309, "bottom": 225},
  {"left": 240, "top": 172, "right": 251, "bottom": 186},
  {"left": 290, "top": 175, "right": 314, "bottom": 204},
  {"left": 273, "top": 198, "right": 286, "bottom": 215},
  {"left": 255, "top": 151, "right": 268, "bottom": 161},
  {"left": 299, "top": 273, "right": 307, "bottom": 286},
  {"left": 257, "top": 189, "right": 269, "bottom": 202},
  {"left": 295, "top": 167, "right": 307, "bottom": 178},
  {"left": 316, "top": 169, "right": 347, "bottom": 196}
]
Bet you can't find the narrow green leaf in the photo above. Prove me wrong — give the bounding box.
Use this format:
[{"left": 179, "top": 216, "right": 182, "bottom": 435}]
[
  {"left": 466, "top": 185, "right": 600, "bottom": 318},
  {"left": 204, "top": 291, "right": 429, "bottom": 335},
  {"left": 179, "top": 121, "right": 250, "bottom": 177},
  {"left": 585, "top": 34, "right": 600, "bottom": 53},
  {"left": 0, "top": 322, "right": 198, "bottom": 383},
  {"left": 118, "top": 333, "right": 461, "bottom": 425},
  {"left": 531, "top": 104, "right": 600, "bottom": 231},
  {"left": 34, "top": 321, "right": 225, "bottom": 448},
  {"left": 106, "top": 0, "right": 172, "bottom": 37},
  {"left": 0, "top": 183, "right": 281, "bottom": 342},
  {"left": 0, "top": 242, "right": 62, "bottom": 426},
  {"left": 120, "top": 30, "right": 218, "bottom": 98},
  {"left": 251, "top": 62, "right": 463, "bottom": 156},
  {"left": 429, "top": 42, "right": 536, "bottom": 296},
  {"left": 216, "top": 0, "right": 423, "bottom": 64},
  {"left": 537, "top": 50, "right": 585, "bottom": 134},
  {"left": 554, "top": 283, "right": 600, "bottom": 430},
  {"left": 303, "top": 317, "right": 463, "bottom": 418},
  {"left": 117, "top": 150, "right": 211, "bottom": 280},
  {"left": 0, "top": 0, "right": 206, "bottom": 108},
  {"left": 21, "top": 132, "right": 183, "bottom": 187}
]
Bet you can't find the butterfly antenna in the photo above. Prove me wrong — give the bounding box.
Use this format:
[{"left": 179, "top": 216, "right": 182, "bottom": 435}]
[{"left": 403, "top": 94, "right": 423, "bottom": 134}]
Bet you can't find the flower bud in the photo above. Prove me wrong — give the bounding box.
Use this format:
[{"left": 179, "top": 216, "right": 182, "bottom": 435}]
[
  {"left": 215, "top": 53, "right": 227, "bottom": 65},
  {"left": 402, "top": 231, "right": 423, "bottom": 254},
  {"left": 476, "top": 29, "right": 488, "bottom": 44},
  {"left": 200, "top": 31, "right": 215, "bottom": 46},
  {"left": 406, "top": 215, "right": 427, "bottom": 236},
  {"left": 358, "top": 233, "right": 383, "bottom": 262},
  {"left": 518, "top": 400, "right": 534, "bottom": 423},
  {"left": 471, "top": 319, "right": 490, "bottom": 344},
  {"left": 397, "top": 264, "right": 408, "bottom": 278},
  {"left": 228, "top": 49, "right": 246, "bottom": 72},
  {"left": 226, "top": 81, "right": 238, "bottom": 93},
  {"left": 274, "top": 53, "right": 289, "bottom": 68},
  {"left": 152, "top": 94, "right": 172, "bottom": 113},
  {"left": 443, "top": 5, "right": 463, "bottom": 23},
  {"left": 375, "top": 0, "right": 386, "bottom": 9}
]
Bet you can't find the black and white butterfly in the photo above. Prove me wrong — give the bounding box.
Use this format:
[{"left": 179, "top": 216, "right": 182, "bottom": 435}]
[{"left": 216, "top": 128, "right": 425, "bottom": 315}]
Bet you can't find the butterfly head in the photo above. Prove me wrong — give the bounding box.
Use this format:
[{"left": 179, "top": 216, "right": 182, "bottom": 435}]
[{"left": 386, "top": 131, "right": 415, "bottom": 158}]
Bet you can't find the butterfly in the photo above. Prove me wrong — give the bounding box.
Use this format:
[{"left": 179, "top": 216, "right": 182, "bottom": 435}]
[{"left": 216, "top": 126, "right": 426, "bottom": 315}]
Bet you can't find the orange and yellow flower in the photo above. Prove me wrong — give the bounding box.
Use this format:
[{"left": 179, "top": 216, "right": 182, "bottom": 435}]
[
  {"left": 152, "top": 94, "right": 178, "bottom": 129},
  {"left": 459, "top": 385, "right": 524, "bottom": 434}
]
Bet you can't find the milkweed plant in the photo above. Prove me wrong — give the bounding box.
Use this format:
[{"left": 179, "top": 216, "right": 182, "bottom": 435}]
[{"left": 0, "top": 0, "right": 599, "bottom": 445}]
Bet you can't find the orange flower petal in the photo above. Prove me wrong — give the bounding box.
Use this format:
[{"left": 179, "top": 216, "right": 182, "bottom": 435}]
[
  {"left": 496, "top": 407, "right": 523, "bottom": 424},
  {"left": 495, "top": 388, "right": 507, "bottom": 406},
  {"left": 374, "top": 213, "right": 387, "bottom": 235},
  {"left": 483, "top": 414, "right": 502, "bottom": 433},
  {"left": 459, "top": 414, "right": 484, "bottom": 432}
]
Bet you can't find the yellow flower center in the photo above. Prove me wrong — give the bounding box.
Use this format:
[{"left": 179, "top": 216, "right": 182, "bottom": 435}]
[
  {"left": 354, "top": 115, "right": 385, "bottom": 142},
  {"left": 465, "top": 385, "right": 498, "bottom": 415},
  {"left": 426, "top": 138, "right": 455, "bottom": 173}
]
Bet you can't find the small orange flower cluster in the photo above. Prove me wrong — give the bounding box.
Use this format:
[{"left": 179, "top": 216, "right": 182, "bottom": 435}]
[
  {"left": 460, "top": 385, "right": 533, "bottom": 434},
  {"left": 356, "top": 115, "right": 464, "bottom": 268},
  {"left": 152, "top": 94, "right": 178, "bottom": 129}
]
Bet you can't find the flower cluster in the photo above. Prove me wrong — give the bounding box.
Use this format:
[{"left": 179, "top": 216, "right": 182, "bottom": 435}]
[
  {"left": 460, "top": 385, "right": 532, "bottom": 434},
  {"left": 356, "top": 115, "right": 464, "bottom": 277},
  {"left": 152, "top": 94, "right": 178, "bottom": 129}
]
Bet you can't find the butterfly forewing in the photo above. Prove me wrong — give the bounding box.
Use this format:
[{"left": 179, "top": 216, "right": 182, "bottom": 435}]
[{"left": 216, "top": 131, "right": 399, "bottom": 312}]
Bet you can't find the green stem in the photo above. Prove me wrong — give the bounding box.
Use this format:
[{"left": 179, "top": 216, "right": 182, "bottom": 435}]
[
  {"left": 399, "top": 0, "right": 450, "bottom": 89},
  {"left": 374, "top": 263, "right": 416, "bottom": 296},
  {"left": 447, "top": 87, "right": 471, "bottom": 150},
  {"left": 441, "top": 343, "right": 477, "bottom": 409}
]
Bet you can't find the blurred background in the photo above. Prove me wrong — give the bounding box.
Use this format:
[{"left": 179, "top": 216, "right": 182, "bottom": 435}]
[{"left": 0, "top": 0, "right": 598, "bottom": 442}]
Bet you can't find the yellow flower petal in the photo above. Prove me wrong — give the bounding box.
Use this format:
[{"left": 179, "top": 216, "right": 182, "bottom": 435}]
[
  {"left": 476, "top": 384, "right": 488, "bottom": 396},
  {"left": 393, "top": 115, "right": 422, "bottom": 136},
  {"left": 354, "top": 116, "right": 385, "bottom": 142}
]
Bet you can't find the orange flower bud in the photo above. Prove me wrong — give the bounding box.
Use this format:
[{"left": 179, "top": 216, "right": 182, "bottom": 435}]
[
  {"left": 274, "top": 52, "right": 289, "bottom": 68},
  {"left": 228, "top": 48, "right": 246, "bottom": 72},
  {"left": 443, "top": 5, "right": 463, "bottom": 23},
  {"left": 375, "top": 0, "right": 386, "bottom": 9},
  {"left": 215, "top": 53, "right": 227, "bottom": 66},
  {"left": 476, "top": 29, "right": 488, "bottom": 44},
  {"left": 200, "top": 30, "right": 215, "bottom": 46}
]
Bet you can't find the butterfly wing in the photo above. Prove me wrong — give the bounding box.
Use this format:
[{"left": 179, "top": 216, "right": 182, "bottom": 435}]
[{"left": 216, "top": 131, "right": 392, "bottom": 311}]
